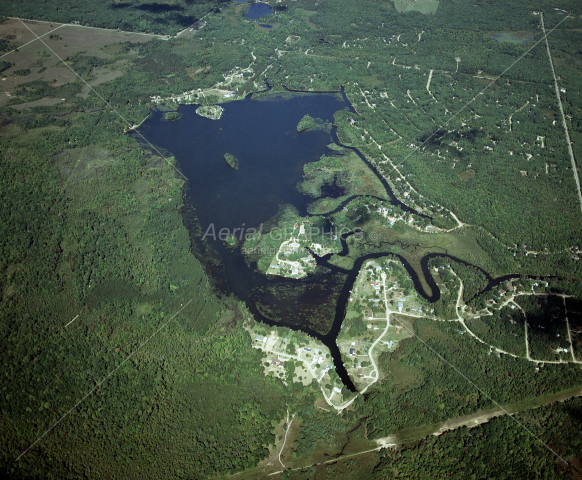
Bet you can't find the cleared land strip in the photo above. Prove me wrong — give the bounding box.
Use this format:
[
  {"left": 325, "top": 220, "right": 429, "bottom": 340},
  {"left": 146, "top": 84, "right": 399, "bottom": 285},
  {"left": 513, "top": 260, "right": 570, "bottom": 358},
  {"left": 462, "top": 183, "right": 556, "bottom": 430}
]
[
  {"left": 258, "top": 386, "right": 582, "bottom": 479},
  {"left": 376, "top": 386, "right": 582, "bottom": 447},
  {"left": 564, "top": 296, "right": 577, "bottom": 362},
  {"left": 425, "top": 69, "right": 437, "bottom": 102},
  {"left": 541, "top": 12, "right": 582, "bottom": 213}
]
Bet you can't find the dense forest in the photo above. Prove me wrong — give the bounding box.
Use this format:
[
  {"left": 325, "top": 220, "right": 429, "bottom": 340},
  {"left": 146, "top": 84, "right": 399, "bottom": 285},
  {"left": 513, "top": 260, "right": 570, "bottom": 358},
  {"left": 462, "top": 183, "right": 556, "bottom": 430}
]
[
  {"left": 285, "top": 397, "right": 582, "bottom": 480},
  {"left": 371, "top": 398, "right": 582, "bottom": 480},
  {"left": 0, "top": 34, "right": 294, "bottom": 476},
  {"left": 352, "top": 317, "right": 582, "bottom": 438},
  {"left": 0, "top": 104, "right": 298, "bottom": 477}
]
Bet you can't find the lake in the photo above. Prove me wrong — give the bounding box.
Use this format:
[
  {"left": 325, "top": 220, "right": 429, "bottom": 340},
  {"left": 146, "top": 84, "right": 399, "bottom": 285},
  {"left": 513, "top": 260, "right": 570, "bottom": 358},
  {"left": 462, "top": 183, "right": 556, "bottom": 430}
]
[
  {"left": 137, "top": 91, "right": 362, "bottom": 386},
  {"left": 136, "top": 91, "right": 521, "bottom": 391},
  {"left": 139, "top": 93, "right": 347, "bottom": 240}
]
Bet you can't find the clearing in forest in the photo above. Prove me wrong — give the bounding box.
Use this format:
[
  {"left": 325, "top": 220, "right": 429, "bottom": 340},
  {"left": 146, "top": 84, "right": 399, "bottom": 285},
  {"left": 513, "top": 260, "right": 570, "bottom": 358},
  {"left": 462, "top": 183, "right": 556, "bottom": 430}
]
[{"left": 392, "top": 0, "right": 439, "bottom": 15}]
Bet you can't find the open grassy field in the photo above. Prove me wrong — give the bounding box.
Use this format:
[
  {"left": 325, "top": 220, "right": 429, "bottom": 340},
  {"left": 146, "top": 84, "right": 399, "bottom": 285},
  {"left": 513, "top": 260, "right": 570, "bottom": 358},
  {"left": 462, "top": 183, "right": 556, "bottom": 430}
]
[
  {"left": 0, "top": 18, "right": 158, "bottom": 92},
  {"left": 392, "top": 0, "right": 439, "bottom": 15}
]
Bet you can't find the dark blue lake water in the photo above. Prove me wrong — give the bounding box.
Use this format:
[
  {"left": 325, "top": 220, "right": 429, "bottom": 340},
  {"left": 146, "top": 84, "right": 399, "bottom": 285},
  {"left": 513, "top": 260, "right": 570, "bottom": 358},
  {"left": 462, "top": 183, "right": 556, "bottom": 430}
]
[
  {"left": 139, "top": 93, "right": 345, "bottom": 236},
  {"left": 245, "top": 2, "right": 273, "bottom": 19}
]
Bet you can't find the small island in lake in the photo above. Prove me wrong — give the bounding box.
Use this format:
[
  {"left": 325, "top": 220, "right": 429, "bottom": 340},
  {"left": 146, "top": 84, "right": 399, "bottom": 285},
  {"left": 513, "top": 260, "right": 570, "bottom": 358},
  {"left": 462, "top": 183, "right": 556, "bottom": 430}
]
[
  {"left": 297, "top": 114, "right": 317, "bottom": 132},
  {"left": 196, "top": 105, "right": 224, "bottom": 120},
  {"left": 224, "top": 153, "right": 239, "bottom": 169},
  {"left": 224, "top": 233, "right": 238, "bottom": 248},
  {"left": 297, "top": 114, "right": 331, "bottom": 133},
  {"left": 164, "top": 111, "right": 179, "bottom": 121}
]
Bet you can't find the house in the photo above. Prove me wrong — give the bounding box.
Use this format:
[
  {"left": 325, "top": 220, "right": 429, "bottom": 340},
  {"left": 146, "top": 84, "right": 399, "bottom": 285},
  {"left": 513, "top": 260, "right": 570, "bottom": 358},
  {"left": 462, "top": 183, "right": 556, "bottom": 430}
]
[
  {"left": 303, "top": 347, "right": 312, "bottom": 352},
  {"left": 368, "top": 309, "right": 373, "bottom": 318},
  {"left": 349, "top": 348, "right": 356, "bottom": 356}
]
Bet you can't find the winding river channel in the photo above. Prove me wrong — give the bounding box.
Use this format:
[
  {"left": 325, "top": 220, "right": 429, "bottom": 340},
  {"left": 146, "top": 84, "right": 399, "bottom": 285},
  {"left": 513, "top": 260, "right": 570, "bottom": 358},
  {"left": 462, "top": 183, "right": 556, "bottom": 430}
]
[{"left": 136, "top": 89, "right": 522, "bottom": 391}]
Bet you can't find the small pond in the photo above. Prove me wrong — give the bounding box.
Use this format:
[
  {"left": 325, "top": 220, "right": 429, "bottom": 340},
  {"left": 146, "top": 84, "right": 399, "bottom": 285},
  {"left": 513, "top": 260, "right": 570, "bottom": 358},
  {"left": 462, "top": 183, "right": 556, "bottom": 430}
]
[{"left": 245, "top": 2, "right": 273, "bottom": 20}]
